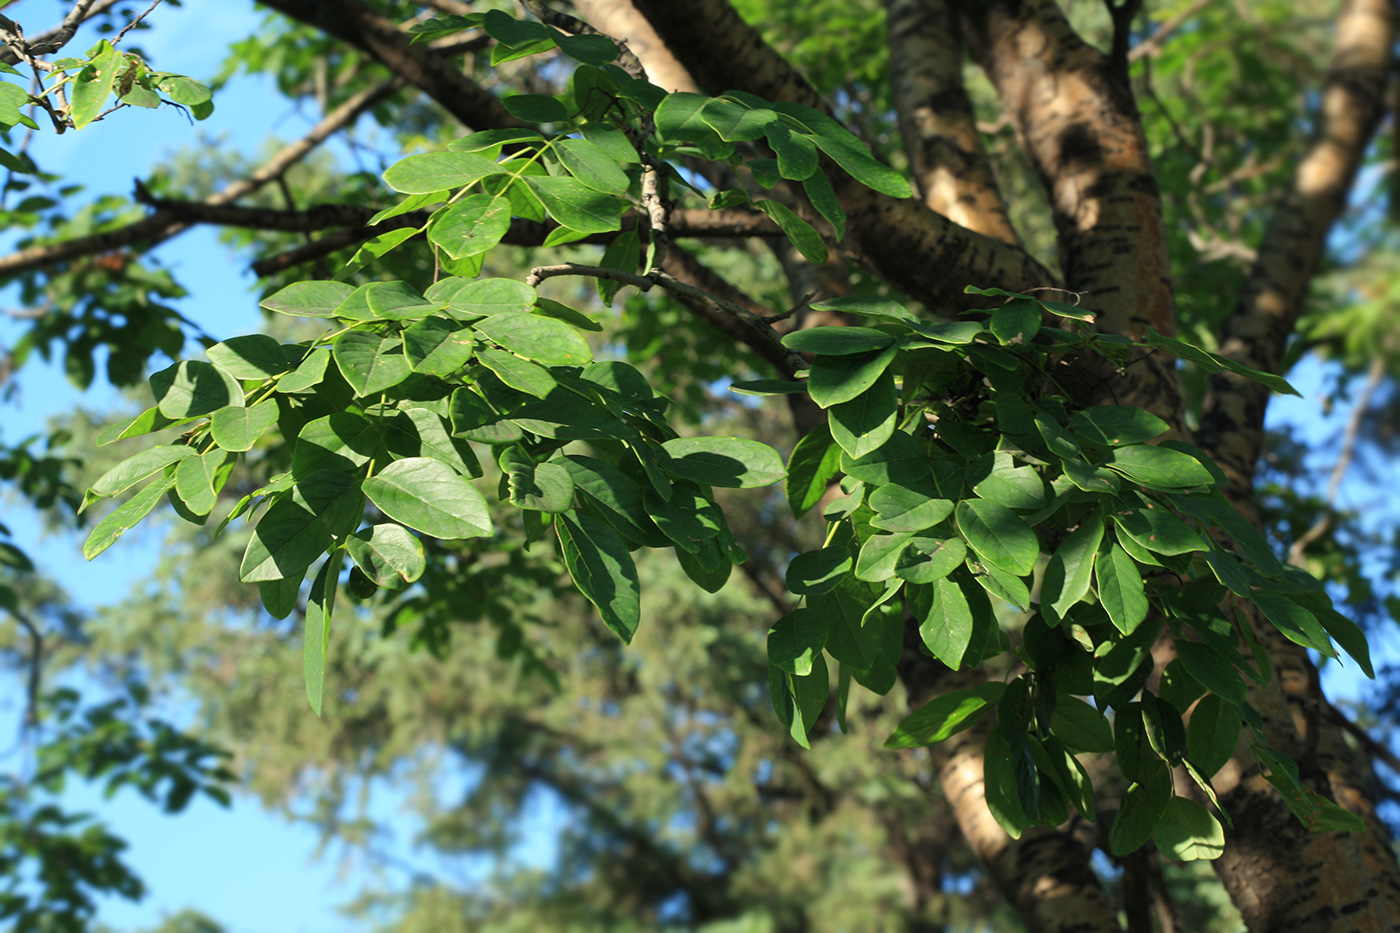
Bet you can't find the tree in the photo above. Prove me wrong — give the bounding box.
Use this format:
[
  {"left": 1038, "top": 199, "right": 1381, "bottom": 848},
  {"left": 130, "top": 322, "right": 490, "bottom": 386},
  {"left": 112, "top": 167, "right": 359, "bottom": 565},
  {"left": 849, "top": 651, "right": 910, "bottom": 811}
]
[{"left": 1, "top": 1, "right": 1398, "bottom": 931}]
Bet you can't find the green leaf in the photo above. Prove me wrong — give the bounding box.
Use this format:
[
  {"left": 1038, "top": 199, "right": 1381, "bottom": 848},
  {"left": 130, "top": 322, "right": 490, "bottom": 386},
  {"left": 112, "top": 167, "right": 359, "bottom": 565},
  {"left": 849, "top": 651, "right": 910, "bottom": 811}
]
[
  {"left": 476, "top": 347, "right": 557, "bottom": 398},
  {"left": 303, "top": 552, "right": 341, "bottom": 718},
  {"left": 808, "top": 343, "right": 899, "bottom": 408},
  {"left": 785, "top": 546, "right": 853, "bottom": 595},
  {"left": 502, "top": 93, "right": 569, "bottom": 121},
  {"left": 768, "top": 608, "right": 828, "bottom": 676},
  {"left": 1096, "top": 543, "right": 1148, "bottom": 634},
  {"left": 83, "top": 478, "right": 173, "bottom": 559},
  {"left": 1174, "top": 641, "right": 1248, "bottom": 706},
  {"left": 428, "top": 193, "right": 513, "bottom": 259},
  {"left": 557, "top": 511, "right": 641, "bottom": 643},
  {"left": 526, "top": 176, "right": 629, "bottom": 232},
  {"left": 1112, "top": 503, "right": 1207, "bottom": 555},
  {"left": 294, "top": 413, "right": 378, "bottom": 478},
  {"left": 90, "top": 445, "right": 196, "bottom": 499},
  {"left": 240, "top": 471, "right": 363, "bottom": 581},
  {"left": 884, "top": 682, "right": 1006, "bottom": 748},
  {"left": 261, "top": 281, "right": 355, "bottom": 318},
  {"left": 1144, "top": 328, "right": 1299, "bottom": 396},
  {"left": 662, "top": 436, "right": 785, "bottom": 488},
  {"left": 554, "top": 137, "right": 630, "bottom": 193},
  {"left": 786, "top": 423, "right": 842, "bottom": 518},
  {"left": 989, "top": 301, "right": 1041, "bottom": 345},
  {"left": 983, "top": 730, "right": 1031, "bottom": 838},
  {"left": 363, "top": 458, "right": 493, "bottom": 541},
  {"left": 331, "top": 331, "right": 412, "bottom": 397},
  {"left": 804, "top": 115, "right": 912, "bottom": 197},
  {"left": 1293, "top": 590, "right": 1374, "bottom": 678},
  {"left": 1154, "top": 797, "right": 1225, "bottom": 861},
  {"left": 802, "top": 169, "right": 846, "bottom": 240},
  {"left": 474, "top": 312, "right": 593, "bottom": 366},
  {"left": 646, "top": 485, "right": 720, "bottom": 551},
  {"left": 499, "top": 447, "right": 574, "bottom": 513},
  {"left": 842, "top": 431, "right": 928, "bottom": 487},
  {"left": 967, "top": 451, "right": 1046, "bottom": 510},
  {"left": 1109, "top": 760, "right": 1174, "bottom": 855},
  {"left": 69, "top": 41, "right": 119, "bottom": 130},
  {"left": 1051, "top": 695, "right": 1115, "bottom": 753},
  {"left": 869, "top": 482, "right": 953, "bottom": 533},
  {"left": 816, "top": 581, "right": 880, "bottom": 670},
  {"left": 402, "top": 316, "right": 476, "bottom": 375},
  {"left": 1069, "top": 407, "right": 1170, "bottom": 447},
  {"left": 559, "top": 456, "right": 667, "bottom": 547},
  {"left": 1043, "top": 516, "right": 1103, "bottom": 621},
  {"left": 1062, "top": 458, "right": 1121, "bottom": 494},
  {"left": 1251, "top": 590, "right": 1335, "bottom": 655},
  {"left": 211, "top": 399, "right": 278, "bottom": 453},
  {"left": 895, "top": 536, "right": 965, "bottom": 585},
  {"left": 754, "top": 199, "right": 827, "bottom": 262},
  {"left": 96, "top": 406, "right": 184, "bottom": 446},
  {"left": 384, "top": 408, "right": 482, "bottom": 478},
  {"left": 916, "top": 575, "right": 974, "bottom": 667},
  {"left": 765, "top": 121, "right": 819, "bottom": 180},
  {"left": 278, "top": 347, "right": 332, "bottom": 394},
  {"left": 150, "top": 360, "right": 242, "bottom": 419},
  {"left": 1186, "top": 694, "right": 1240, "bottom": 778},
  {"left": 346, "top": 523, "right": 426, "bottom": 589},
  {"left": 781, "top": 326, "right": 896, "bottom": 356},
  {"left": 428, "top": 277, "right": 538, "bottom": 317},
  {"left": 856, "top": 532, "right": 915, "bottom": 583},
  {"left": 829, "top": 373, "right": 897, "bottom": 458},
  {"left": 207, "top": 335, "right": 291, "bottom": 380},
  {"left": 1108, "top": 445, "right": 1216, "bottom": 488},
  {"left": 956, "top": 499, "right": 1039, "bottom": 576},
  {"left": 174, "top": 450, "right": 227, "bottom": 518},
  {"left": 383, "top": 150, "right": 506, "bottom": 194}
]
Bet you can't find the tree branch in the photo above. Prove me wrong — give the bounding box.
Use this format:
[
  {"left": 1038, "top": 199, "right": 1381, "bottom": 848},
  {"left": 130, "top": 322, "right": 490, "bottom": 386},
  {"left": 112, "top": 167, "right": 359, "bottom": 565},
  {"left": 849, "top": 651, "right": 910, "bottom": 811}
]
[
  {"left": 629, "top": 0, "right": 1057, "bottom": 310},
  {"left": 259, "top": 0, "right": 524, "bottom": 132},
  {"left": 0, "top": 77, "right": 404, "bottom": 280},
  {"left": 524, "top": 254, "right": 806, "bottom": 377},
  {"left": 1287, "top": 357, "right": 1386, "bottom": 567},
  {"left": 1197, "top": 0, "right": 1395, "bottom": 510},
  {"left": 885, "top": 0, "right": 1021, "bottom": 245}
]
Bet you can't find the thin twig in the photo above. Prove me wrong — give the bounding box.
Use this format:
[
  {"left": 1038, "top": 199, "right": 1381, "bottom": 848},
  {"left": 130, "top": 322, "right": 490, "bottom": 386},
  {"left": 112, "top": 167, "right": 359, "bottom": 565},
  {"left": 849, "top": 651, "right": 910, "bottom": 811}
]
[
  {"left": 10, "top": 608, "right": 44, "bottom": 731},
  {"left": 1129, "top": 0, "right": 1211, "bottom": 63},
  {"left": 1287, "top": 357, "right": 1386, "bottom": 567},
  {"left": 111, "top": 0, "right": 163, "bottom": 46},
  {"left": 524, "top": 261, "right": 806, "bottom": 373}
]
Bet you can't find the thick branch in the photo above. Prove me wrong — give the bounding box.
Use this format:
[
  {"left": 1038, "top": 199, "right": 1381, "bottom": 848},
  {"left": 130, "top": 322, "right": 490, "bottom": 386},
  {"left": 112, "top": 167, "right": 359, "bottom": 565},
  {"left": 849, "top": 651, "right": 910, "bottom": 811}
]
[
  {"left": 886, "top": 0, "right": 1021, "bottom": 245},
  {"left": 961, "top": 0, "right": 1180, "bottom": 425},
  {"left": 630, "top": 0, "right": 1056, "bottom": 308},
  {"left": 259, "top": 0, "right": 523, "bottom": 132},
  {"left": 1197, "top": 0, "right": 1395, "bottom": 509}
]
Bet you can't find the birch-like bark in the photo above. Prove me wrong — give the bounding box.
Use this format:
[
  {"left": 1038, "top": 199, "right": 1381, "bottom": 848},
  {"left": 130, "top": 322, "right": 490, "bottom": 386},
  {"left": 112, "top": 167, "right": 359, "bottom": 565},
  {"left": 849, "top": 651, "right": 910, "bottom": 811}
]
[
  {"left": 960, "top": 0, "right": 1180, "bottom": 426},
  {"left": 887, "top": 0, "right": 1021, "bottom": 245}
]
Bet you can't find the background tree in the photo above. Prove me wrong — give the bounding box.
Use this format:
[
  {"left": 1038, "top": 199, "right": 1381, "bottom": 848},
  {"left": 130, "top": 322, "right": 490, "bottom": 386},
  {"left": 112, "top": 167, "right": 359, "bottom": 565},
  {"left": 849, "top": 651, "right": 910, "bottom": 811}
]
[{"left": 2, "top": 1, "right": 1399, "bottom": 931}]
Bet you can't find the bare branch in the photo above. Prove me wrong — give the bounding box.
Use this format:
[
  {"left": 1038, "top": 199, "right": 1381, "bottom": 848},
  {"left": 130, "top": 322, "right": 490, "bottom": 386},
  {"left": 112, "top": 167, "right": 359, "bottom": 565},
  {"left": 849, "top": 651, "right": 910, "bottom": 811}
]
[
  {"left": 1198, "top": 0, "right": 1395, "bottom": 511},
  {"left": 1287, "top": 357, "right": 1386, "bottom": 566},
  {"left": 885, "top": 0, "right": 1020, "bottom": 244},
  {"left": 1128, "top": 0, "right": 1210, "bottom": 62},
  {"left": 111, "top": 0, "right": 164, "bottom": 47}
]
